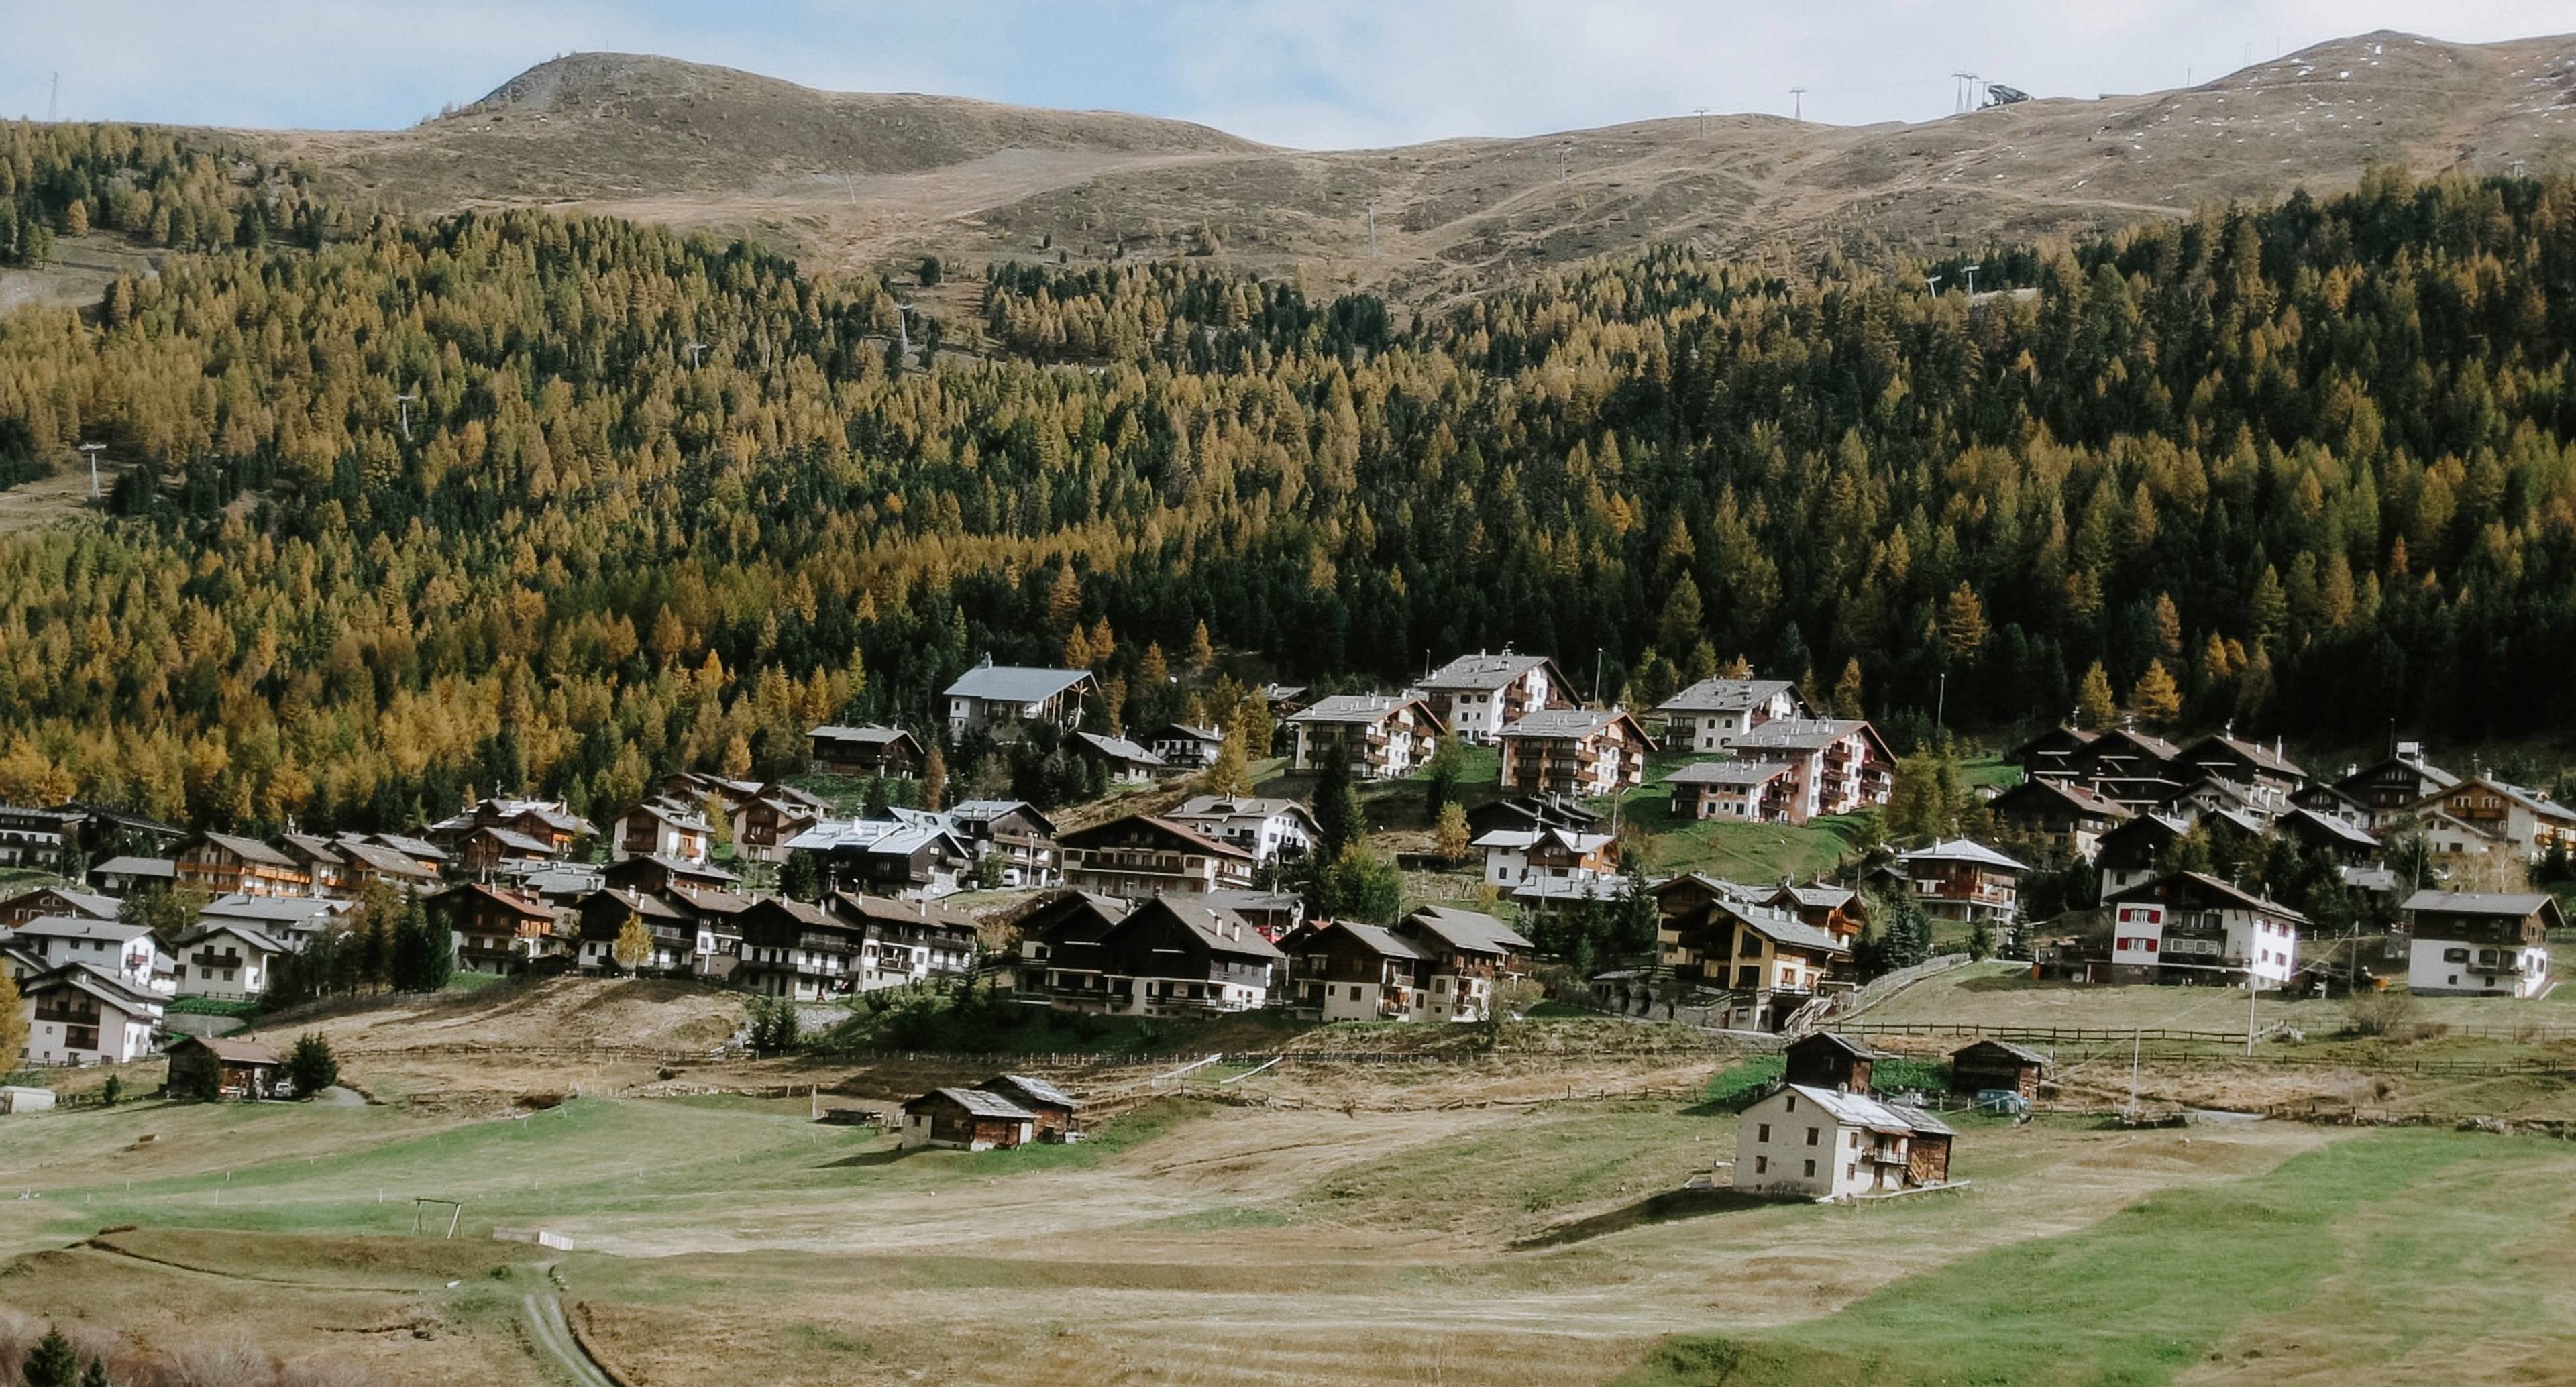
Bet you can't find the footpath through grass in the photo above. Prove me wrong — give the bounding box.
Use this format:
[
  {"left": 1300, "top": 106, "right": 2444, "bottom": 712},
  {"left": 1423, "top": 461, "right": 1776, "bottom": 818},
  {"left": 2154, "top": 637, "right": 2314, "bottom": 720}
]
[{"left": 1617, "top": 1128, "right": 2493, "bottom": 1387}]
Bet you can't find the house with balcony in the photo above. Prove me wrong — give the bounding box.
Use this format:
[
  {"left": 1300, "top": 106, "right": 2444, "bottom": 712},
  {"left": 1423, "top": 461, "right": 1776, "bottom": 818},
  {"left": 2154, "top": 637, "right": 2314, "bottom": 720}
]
[
  {"left": 1166, "top": 795, "right": 1319, "bottom": 866},
  {"left": 943, "top": 659, "right": 1097, "bottom": 740},
  {"left": 172, "top": 832, "right": 311, "bottom": 899},
  {"left": 427, "top": 882, "right": 559, "bottom": 974},
  {"left": 1733, "top": 1084, "right": 1953, "bottom": 1199},
  {"left": 1148, "top": 722, "right": 1227, "bottom": 769},
  {"left": 1071, "top": 730, "right": 1172, "bottom": 784},
  {"left": 169, "top": 920, "right": 288, "bottom": 1001},
  {"left": 423, "top": 797, "right": 596, "bottom": 858},
  {"left": 783, "top": 818, "right": 975, "bottom": 897},
  {"left": 1656, "top": 894, "right": 1851, "bottom": 1028},
  {"left": 19, "top": 963, "right": 164, "bottom": 1066},
  {"left": 330, "top": 837, "right": 443, "bottom": 891},
  {"left": 572, "top": 889, "right": 700, "bottom": 976},
  {"left": 943, "top": 799, "right": 1060, "bottom": 887},
  {"left": 1498, "top": 707, "right": 1649, "bottom": 799},
  {"left": 1464, "top": 793, "right": 1603, "bottom": 840},
  {"left": 1392, "top": 905, "right": 1534, "bottom": 1021},
  {"left": 270, "top": 833, "right": 358, "bottom": 899},
  {"left": 1654, "top": 677, "right": 1809, "bottom": 753},
  {"left": 828, "top": 891, "right": 979, "bottom": 990},
  {"left": 1884, "top": 839, "right": 2027, "bottom": 925},
  {"left": 806, "top": 723, "right": 926, "bottom": 778},
  {"left": 611, "top": 800, "right": 715, "bottom": 865},
  {"left": 1413, "top": 649, "right": 1576, "bottom": 743},
  {"left": 2404, "top": 776, "right": 2576, "bottom": 860},
  {"left": 1987, "top": 776, "right": 2132, "bottom": 861},
  {"left": 0, "top": 804, "right": 81, "bottom": 872},
  {"left": 1472, "top": 825, "right": 1619, "bottom": 899},
  {"left": 2027, "top": 727, "right": 2187, "bottom": 809},
  {"left": 1287, "top": 693, "right": 1446, "bottom": 780},
  {"left": 0, "top": 885, "right": 119, "bottom": 928},
  {"left": 1059, "top": 814, "right": 1255, "bottom": 897},
  {"left": 2277, "top": 806, "right": 2382, "bottom": 869},
  {"left": 2102, "top": 871, "right": 2307, "bottom": 987},
  {"left": 1664, "top": 759, "right": 1798, "bottom": 823},
  {"left": 1014, "top": 893, "right": 1281, "bottom": 1016},
  {"left": 2398, "top": 890, "right": 2557, "bottom": 998},
  {"left": 2173, "top": 733, "right": 2305, "bottom": 816},
  {"left": 1764, "top": 882, "right": 1868, "bottom": 948},
  {"left": 1285, "top": 919, "right": 1436, "bottom": 1021},
  {"left": 733, "top": 897, "right": 864, "bottom": 1000},
  {"left": 2334, "top": 742, "right": 2456, "bottom": 823},
  {"left": 5, "top": 916, "right": 168, "bottom": 994},
  {"left": 1728, "top": 719, "right": 1894, "bottom": 822}
]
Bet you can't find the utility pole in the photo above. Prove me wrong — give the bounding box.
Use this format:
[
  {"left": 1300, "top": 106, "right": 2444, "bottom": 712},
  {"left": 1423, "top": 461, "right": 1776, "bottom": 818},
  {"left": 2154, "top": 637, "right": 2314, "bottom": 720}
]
[
  {"left": 683, "top": 341, "right": 709, "bottom": 368},
  {"left": 1962, "top": 262, "right": 1982, "bottom": 300},
  {"left": 1924, "top": 272, "right": 1942, "bottom": 296},
  {"left": 48, "top": 72, "right": 59, "bottom": 123},
  {"left": 392, "top": 392, "right": 417, "bottom": 442},
  {"left": 1693, "top": 106, "right": 1708, "bottom": 137},
  {"left": 1935, "top": 671, "right": 1947, "bottom": 729},
  {"left": 1366, "top": 201, "right": 1377, "bottom": 258},
  {"left": 1593, "top": 647, "right": 1605, "bottom": 705},
  {"left": 1558, "top": 140, "right": 1574, "bottom": 183},
  {"left": 2246, "top": 966, "right": 2258, "bottom": 1056},
  {"left": 1789, "top": 87, "right": 1806, "bottom": 122},
  {"left": 76, "top": 442, "right": 105, "bottom": 499}
]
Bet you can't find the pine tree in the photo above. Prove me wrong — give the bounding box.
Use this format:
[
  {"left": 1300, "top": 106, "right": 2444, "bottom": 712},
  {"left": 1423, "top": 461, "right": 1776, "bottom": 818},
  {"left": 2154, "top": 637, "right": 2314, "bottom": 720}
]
[
  {"left": 922, "top": 744, "right": 948, "bottom": 812},
  {"left": 1313, "top": 750, "right": 1362, "bottom": 860},
  {"left": 23, "top": 1327, "right": 78, "bottom": 1387},
  {"left": 0, "top": 964, "right": 25, "bottom": 1064},
  {"left": 2076, "top": 661, "right": 2118, "bottom": 730},
  {"left": 2129, "top": 658, "right": 2183, "bottom": 725},
  {"left": 1939, "top": 583, "right": 1990, "bottom": 659},
  {"left": 780, "top": 851, "right": 822, "bottom": 901},
  {"left": 405, "top": 889, "right": 449, "bottom": 992},
  {"left": 1202, "top": 721, "right": 1254, "bottom": 795},
  {"left": 1187, "top": 619, "right": 1216, "bottom": 672},
  {"left": 1420, "top": 735, "right": 1465, "bottom": 818},
  {"left": 80, "top": 1357, "right": 108, "bottom": 1387},
  {"left": 285, "top": 1032, "right": 339, "bottom": 1097},
  {"left": 1831, "top": 657, "right": 1865, "bottom": 718},
  {"left": 1434, "top": 801, "right": 1472, "bottom": 863}
]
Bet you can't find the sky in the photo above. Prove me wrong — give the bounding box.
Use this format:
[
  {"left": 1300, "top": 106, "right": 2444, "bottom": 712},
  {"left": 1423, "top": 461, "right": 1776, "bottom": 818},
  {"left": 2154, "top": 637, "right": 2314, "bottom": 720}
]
[{"left": 5, "top": 1, "right": 2574, "bottom": 148}]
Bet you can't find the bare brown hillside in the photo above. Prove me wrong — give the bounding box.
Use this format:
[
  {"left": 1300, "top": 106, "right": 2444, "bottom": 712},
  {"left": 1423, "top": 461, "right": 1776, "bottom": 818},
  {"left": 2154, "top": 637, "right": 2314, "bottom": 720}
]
[{"left": 133, "top": 30, "right": 2576, "bottom": 302}]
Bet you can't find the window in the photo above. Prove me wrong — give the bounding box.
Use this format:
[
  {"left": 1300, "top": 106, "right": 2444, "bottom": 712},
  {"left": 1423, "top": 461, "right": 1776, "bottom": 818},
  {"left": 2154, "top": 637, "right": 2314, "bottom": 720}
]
[
  {"left": 1349, "top": 986, "right": 1362, "bottom": 1001},
  {"left": 1784, "top": 1096, "right": 1796, "bottom": 1113},
  {"left": 2443, "top": 948, "right": 2469, "bottom": 963},
  {"left": 1758, "top": 1123, "right": 1770, "bottom": 1142},
  {"left": 1754, "top": 1156, "right": 1768, "bottom": 1174},
  {"left": 1803, "top": 1160, "right": 1815, "bottom": 1178},
  {"left": 1847, "top": 1163, "right": 1857, "bottom": 1181},
  {"left": 1807, "top": 1127, "right": 1821, "bottom": 1146}
]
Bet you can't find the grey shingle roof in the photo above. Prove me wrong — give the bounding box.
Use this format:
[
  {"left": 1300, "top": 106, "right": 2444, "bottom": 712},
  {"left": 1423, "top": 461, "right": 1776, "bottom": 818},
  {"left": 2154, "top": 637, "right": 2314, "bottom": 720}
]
[
  {"left": 2400, "top": 889, "right": 2555, "bottom": 917},
  {"left": 1500, "top": 707, "right": 1633, "bottom": 739},
  {"left": 1657, "top": 677, "right": 1795, "bottom": 714},
  {"left": 983, "top": 1074, "right": 1077, "bottom": 1111},
  {"left": 1664, "top": 759, "right": 1793, "bottom": 785},
  {"left": 1417, "top": 650, "right": 1554, "bottom": 692},
  {"left": 910, "top": 1087, "right": 1039, "bottom": 1120},
  {"left": 945, "top": 664, "right": 1094, "bottom": 703},
  {"left": 1403, "top": 905, "right": 1533, "bottom": 956}
]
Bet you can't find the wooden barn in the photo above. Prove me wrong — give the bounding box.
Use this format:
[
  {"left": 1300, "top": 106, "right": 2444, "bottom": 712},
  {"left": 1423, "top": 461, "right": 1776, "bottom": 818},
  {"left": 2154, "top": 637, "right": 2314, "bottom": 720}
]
[
  {"left": 1949, "top": 1039, "right": 2049, "bottom": 1099},
  {"left": 900, "top": 1087, "right": 1038, "bottom": 1151},
  {"left": 977, "top": 1074, "right": 1079, "bottom": 1141},
  {"left": 166, "top": 1035, "right": 283, "bottom": 1102},
  {"left": 1782, "top": 1032, "right": 1884, "bottom": 1093}
]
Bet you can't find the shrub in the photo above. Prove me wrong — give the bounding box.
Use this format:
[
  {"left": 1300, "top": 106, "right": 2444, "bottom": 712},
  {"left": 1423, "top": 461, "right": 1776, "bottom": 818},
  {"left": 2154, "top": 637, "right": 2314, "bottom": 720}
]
[
  {"left": 286, "top": 1032, "right": 340, "bottom": 1095},
  {"left": 2346, "top": 987, "right": 2420, "bottom": 1038}
]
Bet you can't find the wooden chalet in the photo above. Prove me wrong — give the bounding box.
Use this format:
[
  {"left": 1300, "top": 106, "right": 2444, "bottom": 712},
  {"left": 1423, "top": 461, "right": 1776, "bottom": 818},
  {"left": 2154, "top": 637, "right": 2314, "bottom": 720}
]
[
  {"left": 2334, "top": 743, "right": 2456, "bottom": 821},
  {"left": 943, "top": 799, "right": 1061, "bottom": 888},
  {"left": 1986, "top": 777, "right": 2132, "bottom": 860},
  {"left": 2006, "top": 725, "right": 2098, "bottom": 781},
  {"left": 806, "top": 724, "right": 926, "bottom": 778},
  {"left": 977, "top": 1074, "right": 1079, "bottom": 1140},
  {"left": 943, "top": 659, "right": 1097, "bottom": 740},
  {"left": 429, "top": 882, "right": 557, "bottom": 973},
  {"left": 1059, "top": 814, "right": 1255, "bottom": 897},
  {"left": 1286, "top": 919, "right": 1436, "bottom": 1021},
  {"left": 1783, "top": 1032, "right": 1884, "bottom": 1091},
  {"left": 733, "top": 897, "right": 863, "bottom": 999},
  {"left": 1015, "top": 893, "right": 1281, "bottom": 1016},
  {"left": 2277, "top": 806, "right": 2381, "bottom": 868},
  {"left": 172, "top": 832, "right": 310, "bottom": 899},
  {"left": 1497, "top": 706, "right": 1650, "bottom": 799},
  {"left": 1147, "top": 722, "right": 1227, "bottom": 769},
  {"left": 1949, "top": 1039, "right": 2049, "bottom": 1099},
  {"left": 166, "top": 1034, "right": 282, "bottom": 1101},
  {"left": 1464, "top": 793, "right": 1603, "bottom": 840},
  {"left": 2094, "top": 811, "right": 2192, "bottom": 895},
  {"left": 2103, "top": 871, "right": 2306, "bottom": 986},
  {"left": 1070, "top": 730, "right": 1172, "bottom": 784},
  {"left": 900, "top": 1087, "right": 1037, "bottom": 1150},
  {"left": 2400, "top": 890, "right": 2558, "bottom": 999},
  {"left": 572, "top": 889, "right": 699, "bottom": 975},
  {"left": 1656, "top": 889, "right": 1851, "bottom": 1029},
  {"left": 1888, "top": 839, "right": 2027, "bottom": 924},
  {"left": 270, "top": 833, "right": 358, "bottom": 898},
  {"left": 1391, "top": 904, "right": 1534, "bottom": 1023},
  {"left": 0, "top": 885, "right": 119, "bottom": 928},
  {"left": 611, "top": 800, "right": 714, "bottom": 865},
  {"left": 602, "top": 852, "right": 742, "bottom": 897},
  {"left": 1764, "top": 882, "right": 1867, "bottom": 946}
]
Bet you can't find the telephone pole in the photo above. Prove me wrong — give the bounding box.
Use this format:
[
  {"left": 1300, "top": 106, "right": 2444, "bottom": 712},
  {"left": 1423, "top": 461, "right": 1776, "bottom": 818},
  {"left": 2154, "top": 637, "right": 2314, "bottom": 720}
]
[
  {"left": 1693, "top": 106, "right": 1709, "bottom": 137},
  {"left": 76, "top": 442, "right": 105, "bottom": 498},
  {"left": 392, "top": 392, "right": 417, "bottom": 441},
  {"left": 683, "top": 341, "right": 709, "bottom": 368},
  {"left": 1789, "top": 87, "right": 1806, "bottom": 121},
  {"left": 48, "top": 72, "right": 60, "bottom": 123}
]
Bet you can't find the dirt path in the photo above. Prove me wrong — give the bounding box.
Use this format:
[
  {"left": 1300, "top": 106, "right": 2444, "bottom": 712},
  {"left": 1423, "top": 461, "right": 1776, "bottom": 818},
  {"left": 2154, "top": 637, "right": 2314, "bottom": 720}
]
[{"left": 523, "top": 1288, "right": 619, "bottom": 1387}]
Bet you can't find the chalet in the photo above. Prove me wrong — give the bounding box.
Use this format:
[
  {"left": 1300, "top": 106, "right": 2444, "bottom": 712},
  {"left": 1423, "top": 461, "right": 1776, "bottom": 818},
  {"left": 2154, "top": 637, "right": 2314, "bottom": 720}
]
[
  {"left": 733, "top": 897, "right": 861, "bottom": 999},
  {"left": 2094, "top": 812, "right": 2192, "bottom": 896},
  {"left": 1167, "top": 795, "right": 1318, "bottom": 865},
  {"left": 669, "top": 885, "right": 753, "bottom": 981},
  {"left": 1059, "top": 814, "right": 1255, "bottom": 897},
  {"left": 2005, "top": 725, "right": 2099, "bottom": 782},
  {"left": 2400, "top": 890, "right": 2557, "bottom": 999},
  {"left": 1071, "top": 730, "right": 1171, "bottom": 784},
  {"left": 2104, "top": 871, "right": 2306, "bottom": 986},
  {"left": 1286, "top": 919, "right": 1437, "bottom": 1021},
  {"left": 829, "top": 891, "right": 979, "bottom": 989},
  {"left": 2277, "top": 806, "right": 2381, "bottom": 869},
  {"left": 611, "top": 801, "right": 714, "bottom": 865},
  {"left": 425, "top": 797, "right": 595, "bottom": 857},
  {"left": 603, "top": 853, "right": 742, "bottom": 899},
  {"left": 1497, "top": 706, "right": 1650, "bottom": 799},
  {"left": 2160, "top": 775, "right": 2269, "bottom": 826},
  {"left": 1664, "top": 759, "right": 1796, "bottom": 823},
  {"left": 1784, "top": 1032, "right": 1884, "bottom": 1091},
  {"left": 977, "top": 1074, "right": 1078, "bottom": 1141},
  {"left": 172, "top": 832, "right": 310, "bottom": 899},
  {"left": 783, "top": 820, "right": 973, "bottom": 897},
  {"left": 52, "top": 801, "right": 186, "bottom": 861},
  {"left": 2419, "top": 808, "right": 2514, "bottom": 861},
  {"left": 2173, "top": 733, "right": 2304, "bottom": 815},
  {"left": 1764, "top": 882, "right": 1867, "bottom": 947},
  {"left": 0, "top": 885, "right": 119, "bottom": 928},
  {"left": 197, "top": 893, "right": 347, "bottom": 949},
  {"left": 20, "top": 964, "right": 163, "bottom": 1066},
  {"left": 1413, "top": 649, "right": 1576, "bottom": 743},
  {"left": 733, "top": 783, "right": 835, "bottom": 863},
  {"left": 900, "top": 1087, "right": 1037, "bottom": 1151},
  {"left": 1888, "top": 839, "right": 2027, "bottom": 924},
  {"left": 166, "top": 1035, "right": 282, "bottom": 1101},
  {"left": 2335, "top": 742, "right": 2457, "bottom": 822},
  {"left": 1472, "top": 825, "right": 1618, "bottom": 896},
  {"left": 2047, "top": 727, "right": 2186, "bottom": 808},
  {"left": 2290, "top": 781, "right": 2375, "bottom": 828},
  {"left": 1986, "top": 777, "right": 2131, "bottom": 860},
  {"left": 458, "top": 825, "right": 562, "bottom": 875},
  {"left": 1393, "top": 906, "right": 1533, "bottom": 1017},
  {"left": 0, "top": 804, "right": 80, "bottom": 871},
  {"left": 330, "top": 838, "right": 442, "bottom": 891},
  {"left": 428, "top": 883, "right": 557, "bottom": 973},
  {"left": 1658, "top": 895, "right": 1850, "bottom": 1024},
  {"left": 270, "top": 833, "right": 356, "bottom": 898},
  {"left": 354, "top": 832, "right": 450, "bottom": 875},
  {"left": 572, "top": 889, "right": 698, "bottom": 975},
  {"left": 1655, "top": 677, "right": 1808, "bottom": 753},
  {"left": 1258, "top": 683, "right": 1309, "bottom": 718},
  {"left": 943, "top": 799, "right": 1060, "bottom": 887},
  {"left": 1148, "top": 723, "right": 1227, "bottom": 769},
  {"left": 169, "top": 921, "right": 288, "bottom": 1001},
  {"left": 1734, "top": 1084, "right": 1953, "bottom": 1199},
  {"left": 806, "top": 724, "right": 926, "bottom": 778},
  {"left": 88, "top": 856, "right": 176, "bottom": 894},
  {"left": 1016, "top": 893, "right": 1281, "bottom": 1016},
  {"left": 1949, "top": 1038, "right": 2049, "bottom": 1099},
  {"left": 1729, "top": 719, "right": 1896, "bottom": 822},
  {"left": 4, "top": 916, "right": 165, "bottom": 993},
  {"left": 1287, "top": 694, "right": 1445, "bottom": 780},
  {"left": 1201, "top": 889, "right": 1306, "bottom": 941},
  {"left": 1464, "top": 794, "right": 1603, "bottom": 840},
  {"left": 2406, "top": 776, "right": 2576, "bottom": 859},
  {"left": 943, "top": 659, "right": 1097, "bottom": 740},
  {"left": 1648, "top": 872, "right": 1772, "bottom": 921}
]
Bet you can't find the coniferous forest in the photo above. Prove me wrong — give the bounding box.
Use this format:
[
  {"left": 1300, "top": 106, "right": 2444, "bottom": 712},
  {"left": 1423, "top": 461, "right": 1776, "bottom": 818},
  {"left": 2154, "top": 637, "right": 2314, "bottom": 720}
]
[{"left": 3, "top": 117, "right": 2576, "bottom": 832}]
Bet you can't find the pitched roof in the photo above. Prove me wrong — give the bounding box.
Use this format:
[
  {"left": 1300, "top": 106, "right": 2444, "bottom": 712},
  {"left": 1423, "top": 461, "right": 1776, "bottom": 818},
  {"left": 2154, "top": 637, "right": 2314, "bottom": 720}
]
[
  {"left": 2400, "top": 889, "right": 2559, "bottom": 920},
  {"left": 1470, "top": 826, "right": 1614, "bottom": 854},
  {"left": 90, "top": 855, "right": 176, "bottom": 880},
  {"left": 830, "top": 891, "right": 978, "bottom": 931},
  {"left": 174, "top": 1034, "right": 281, "bottom": 1065},
  {"left": 1789, "top": 1031, "right": 1890, "bottom": 1060},
  {"left": 431, "top": 881, "right": 556, "bottom": 920},
  {"left": 807, "top": 723, "right": 919, "bottom": 746},
  {"left": 945, "top": 799, "right": 1053, "bottom": 831},
  {"left": 1771, "top": 883, "right": 1858, "bottom": 912},
  {"left": 9, "top": 915, "right": 154, "bottom": 945},
  {"left": 1657, "top": 677, "right": 1796, "bottom": 714},
  {"left": 1664, "top": 759, "right": 1794, "bottom": 785},
  {"left": 1171, "top": 795, "right": 1312, "bottom": 823},
  {"left": 1403, "top": 905, "right": 1533, "bottom": 955},
  {"left": 1288, "top": 692, "right": 1437, "bottom": 726},
  {"left": 2282, "top": 806, "right": 2379, "bottom": 850},
  {"left": 1725, "top": 902, "right": 1851, "bottom": 956},
  {"left": 1073, "top": 731, "right": 1167, "bottom": 767},
  {"left": 1061, "top": 814, "right": 1254, "bottom": 859},
  {"left": 1952, "top": 1037, "right": 2051, "bottom": 1066},
  {"left": 1499, "top": 706, "right": 1640, "bottom": 740},
  {"left": 2336, "top": 753, "right": 2458, "bottom": 794},
  {"left": 1153, "top": 722, "right": 1226, "bottom": 744},
  {"left": 2105, "top": 870, "right": 2311, "bottom": 924},
  {"left": 174, "top": 920, "right": 289, "bottom": 954},
  {"left": 1137, "top": 895, "right": 1285, "bottom": 959},
  {"left": 1732, "top": 718, "right": 1879, "bottom": 753},
  {"left": 21, "top": 962, "right": 163, "bottom": 1013},
  {"left": 186, "top": 831, "right": 298, "bottom": 867},
  {"left": 2181, "top": 732, "right": 2305, "bottom": 779},
  {"left": 1313, "top": 919, "right": 1432, "bottom": 961},
  {"left": 1778, "top": 1083, "right": 1953, "bottom": 1137},
  {"left": 981, "top": 1074, "right": 1077, "bottom": 1110},
  {"left": 0, "top": 886, "right": 120, "bottom": 920},
  {"left": 1897, "top": 838, "right": 2029, "bottom": 872},
  {"left": 201, "top": 894, "right": 346, "bottom": 925},
  {"left": 908, "top": 1086, "right": 1038, "bottom": 1119},
  {"left": 335, "top": 840, "right": 441, "bottom": 879},
  {"left": 1417, "top": 649, "right": 1558, "bottom": 692},
  {"left": 1990, "top": 776, "right": 2132, "bottom": 819},
  {"left": 272, "top": 832, "right": 347, "bottom": 866},
  {"left": 944, "top": 663, "right": 1094, "bottom": 703}
]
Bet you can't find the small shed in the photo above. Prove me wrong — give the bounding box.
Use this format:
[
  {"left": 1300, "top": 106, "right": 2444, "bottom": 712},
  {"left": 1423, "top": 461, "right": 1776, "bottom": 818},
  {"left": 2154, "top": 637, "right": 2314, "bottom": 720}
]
[
  {"left": 0, "top": 1085, "right": 58, "bottom": 1114},
  {"left": 978, "top": 1074, "right": 1079, "bottom": 1141},
  {"left": 1949, "top": 1039, "right": 2049, "bottom": 1099},
  {"left": 1782, "top": 1032, "right": 1885, "bottom": 1093},
  {"left": 166, "top": 1035, "right": 284, "bottom": 1102},
  {"left": 900, "top": 1087, "right": 1038, "bottom": 1152}
]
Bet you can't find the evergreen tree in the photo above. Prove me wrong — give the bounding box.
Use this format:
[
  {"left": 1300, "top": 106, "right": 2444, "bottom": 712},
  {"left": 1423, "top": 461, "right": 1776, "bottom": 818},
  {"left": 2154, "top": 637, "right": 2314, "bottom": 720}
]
[
  {"left": 780, "top": 851, "right": 823, "bottom": 901},
  {"left": 2129, "top": 659, "right": 2182, "bottom": 725},
  {"left": 1313, "top": 749, "right": 1362, "bottom": 860},
  {"left": 23, "top": 1327, "right": 78, "bottom": 1387},
  {"left": 1420, "top": 735, "right": 1466, "bottom": 818},
  {"left": 285, "top": 1032, "right": 339, "bottom": 1097},
  {"left": 1202, "top": 722, "right": 1254, "bottom": 796},
  {"left": 0, "top": 966, "right": 23, "bottom": 1064},
  {"left": 2076, "top": 662, "right": 2118, "bottom": 730}
]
